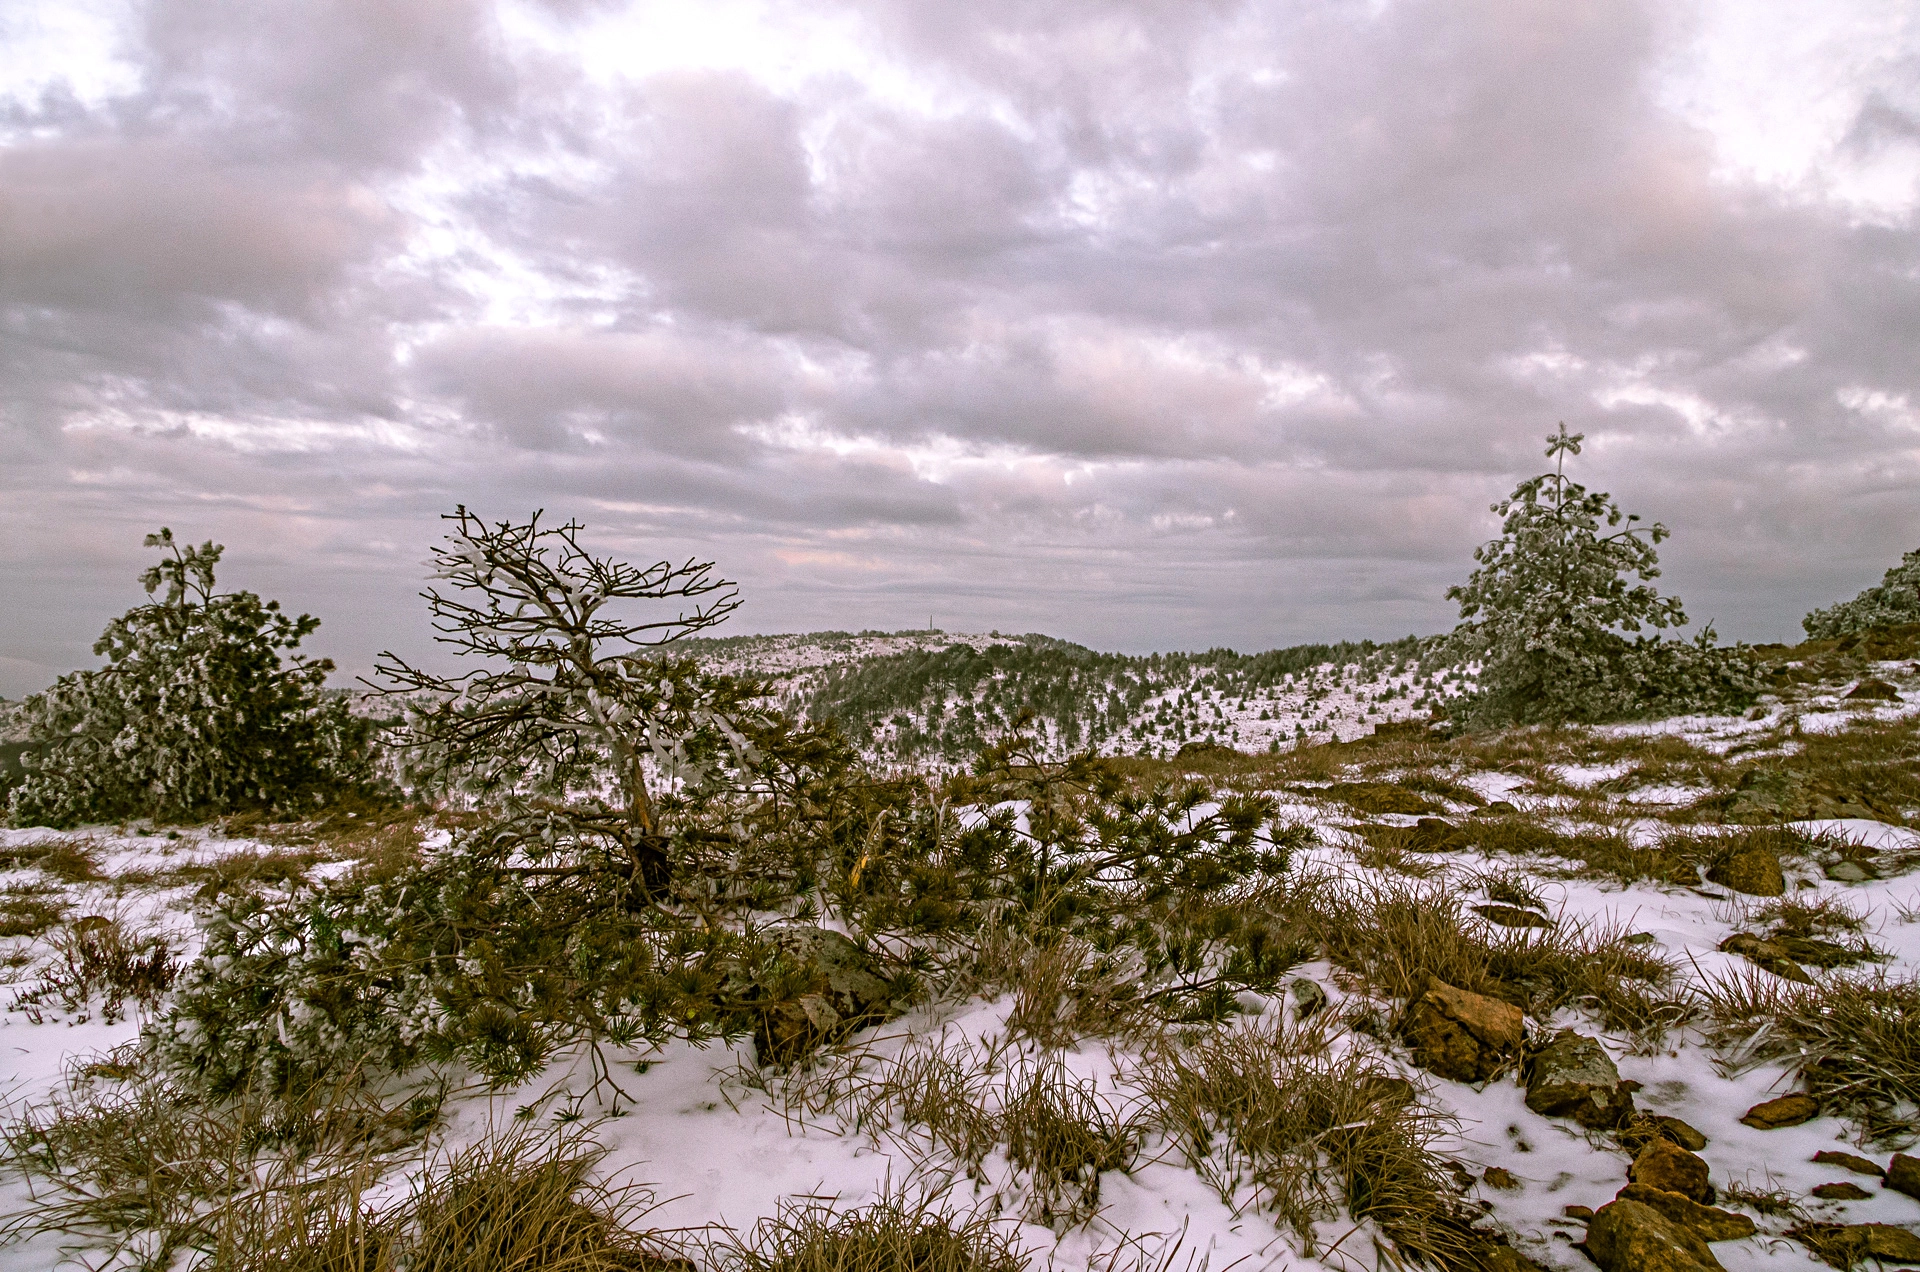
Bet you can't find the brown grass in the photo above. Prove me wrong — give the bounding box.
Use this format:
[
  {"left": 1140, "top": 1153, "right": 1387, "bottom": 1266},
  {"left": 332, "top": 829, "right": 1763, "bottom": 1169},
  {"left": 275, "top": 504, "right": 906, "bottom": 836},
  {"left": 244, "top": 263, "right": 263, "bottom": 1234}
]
[
  {"left": 0, "top": 885, "right": 66, "bottom": 938},
  {"left": 0, "top": 1052, "right": 442, "bottom": 1267},
  {"left": 0, "top": 837, "right": 106, "bottom": 883},
  {"left": 1307, "top": 874, "right": 1688, "bottom": 1041},
  {"left": 1700, "top": 967, "right": 1920, "bottom": 1145},
  {"left": 1141, "top": 1017, "right": 1474, "bottom": 1267},
  {"left": 9, "top": 911, "right": 179, "bottom": 1023},
  {"left": 1001, "top": 1056, "right": 1142, "bottom": 1224},
  {"left": 711, "top": 1193, "right": 1024, "bottom": 1272}
]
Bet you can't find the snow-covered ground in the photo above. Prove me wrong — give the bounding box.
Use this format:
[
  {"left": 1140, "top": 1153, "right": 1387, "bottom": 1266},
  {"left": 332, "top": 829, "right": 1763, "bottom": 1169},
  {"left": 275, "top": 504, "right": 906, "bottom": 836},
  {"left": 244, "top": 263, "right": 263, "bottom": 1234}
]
[{"left": 2, "top": 659, "right": 1916, "bottom": 1270}]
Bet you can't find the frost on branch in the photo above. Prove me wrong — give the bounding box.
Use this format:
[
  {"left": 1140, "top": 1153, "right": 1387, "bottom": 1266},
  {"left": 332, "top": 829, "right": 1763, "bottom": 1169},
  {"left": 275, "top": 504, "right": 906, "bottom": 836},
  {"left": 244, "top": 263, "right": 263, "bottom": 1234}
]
[{"left": 372, "top": 507, "right": 749, "bottom": 893}]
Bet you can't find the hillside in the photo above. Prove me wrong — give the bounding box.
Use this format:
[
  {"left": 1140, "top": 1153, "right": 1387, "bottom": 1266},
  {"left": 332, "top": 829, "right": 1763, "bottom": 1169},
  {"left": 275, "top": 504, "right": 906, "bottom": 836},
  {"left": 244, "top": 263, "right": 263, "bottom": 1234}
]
[{"left": 684, "top": 628, "right": 1458, "bottom": 762}]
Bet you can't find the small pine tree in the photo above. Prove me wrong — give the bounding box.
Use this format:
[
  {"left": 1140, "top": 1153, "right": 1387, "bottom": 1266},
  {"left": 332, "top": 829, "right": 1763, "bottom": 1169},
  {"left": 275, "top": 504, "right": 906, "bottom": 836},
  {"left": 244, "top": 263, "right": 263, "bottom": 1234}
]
[
  {"left": 1803, "top": 547, "right": 1920, "bottom": 639},
  {"left": 371, "top": 507, "right": 748, "bottom": 894},
  {"left": 1445, "top": 426, "right": 1755, "bottom": 728},
  {"left": 9, "top": 530, "right": 374, "bottom": 827}
]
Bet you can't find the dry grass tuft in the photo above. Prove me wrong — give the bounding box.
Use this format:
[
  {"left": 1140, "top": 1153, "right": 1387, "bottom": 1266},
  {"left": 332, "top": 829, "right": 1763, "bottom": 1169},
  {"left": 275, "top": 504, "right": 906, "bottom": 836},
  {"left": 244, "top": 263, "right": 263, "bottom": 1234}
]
[
  {"left": 0, "top": 837, "right": 106, "bottom": 884},
  {"left": 711, "top": 1193, "right": 1025, "bottom": 1272},
  {"left": 0, "top": 884, "right": 67, "bottom": 938},
  {"left": 0, "top": 1052, "right": 442, "bottom": 1267},
  {"left": 973, "top": 931, "right": 1144, "bottom": 1048},
  {"left": 1141, "top": 1017, "right": 1474, "bottom": 1266},
  {"left": 10, "top": 911, "right": 179, "bottom": 1023},
  {"left": 1701, "top": 967, "right": 1920, "bottom": 1145},
  {"left": 824, "top": 1035, "right": 1003, "bottom": 1173},
  {"left": 201, "top": 1123, "right": 677, "bottom": 1272},
  {"left": 1308, "top": 874, "right": 1688, "bottom": 1041},
  {"left": 1001, "top": 1056, "right": 1142, "bottom": 1224}
]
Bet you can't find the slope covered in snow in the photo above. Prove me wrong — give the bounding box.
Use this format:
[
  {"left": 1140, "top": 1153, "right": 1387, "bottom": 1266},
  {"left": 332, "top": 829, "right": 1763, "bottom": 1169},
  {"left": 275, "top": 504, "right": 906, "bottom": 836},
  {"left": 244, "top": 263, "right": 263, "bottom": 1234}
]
[{"left": 0, "top": 633, "right": 1916, "bottom": 1271}]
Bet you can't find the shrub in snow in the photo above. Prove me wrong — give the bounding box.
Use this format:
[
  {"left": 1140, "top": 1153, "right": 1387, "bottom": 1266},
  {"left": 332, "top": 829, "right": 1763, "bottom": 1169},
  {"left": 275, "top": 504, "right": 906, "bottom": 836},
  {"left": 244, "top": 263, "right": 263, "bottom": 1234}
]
[
  {"left": 8, "top": 530, "right": 375, "bottom": 828},
  {"left": 1803, "top": 547, "right": 1920, "bottom": 639},
  {"left": 1443, "top": 426, "right": 1757, "bottom": 729}
]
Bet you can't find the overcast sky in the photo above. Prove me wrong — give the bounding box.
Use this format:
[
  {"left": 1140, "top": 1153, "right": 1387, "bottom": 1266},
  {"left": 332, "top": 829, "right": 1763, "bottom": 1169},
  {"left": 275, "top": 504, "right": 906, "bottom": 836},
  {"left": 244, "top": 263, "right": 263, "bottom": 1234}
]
[{"left": 2, "top": 0, "right": 1917, "bottom": 696}]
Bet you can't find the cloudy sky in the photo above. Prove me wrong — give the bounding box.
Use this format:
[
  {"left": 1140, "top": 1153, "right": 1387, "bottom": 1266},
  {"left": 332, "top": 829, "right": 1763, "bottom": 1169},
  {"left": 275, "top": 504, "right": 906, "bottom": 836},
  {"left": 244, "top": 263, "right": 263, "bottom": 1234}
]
[{"left": 2, "top": 0, "right": 1917, "bottom": 695}]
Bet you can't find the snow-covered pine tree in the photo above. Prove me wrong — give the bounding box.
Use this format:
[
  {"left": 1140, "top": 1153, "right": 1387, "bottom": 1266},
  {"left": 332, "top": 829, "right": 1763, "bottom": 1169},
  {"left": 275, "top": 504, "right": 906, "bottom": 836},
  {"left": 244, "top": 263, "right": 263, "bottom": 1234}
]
[
  {"left": 1444, "top": 425, "right": 1755, "bottom": 728},
  {"left": 1803, "top": 547, "right": 1920, "bottom": 638},
  {"left": 8, "top": 530, "right": 374, "bottom": 827}
]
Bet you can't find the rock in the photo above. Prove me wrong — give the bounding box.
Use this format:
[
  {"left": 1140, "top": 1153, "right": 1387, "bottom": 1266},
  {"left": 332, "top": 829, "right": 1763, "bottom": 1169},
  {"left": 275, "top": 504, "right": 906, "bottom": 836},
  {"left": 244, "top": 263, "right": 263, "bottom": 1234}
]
[
  {"left": 1564, "top": 1204, "right": 1596, "bottom": 1220},
  {"left": 1740, "top": 1093, "right": 1819, "bottom": 1129},
  {"left": 1586, "top": 1199, "right": 1726, "bottom": 1272},
  {"left": 1622, "top": 1112, "right": 1711, "bottom": 1152},
  {"left": 1825, "top": 860, "right": 1875, "bottom": 883},
  {"left": 1812, "top": 1181, "right": 1874, "bottom": 1200},
  {"left": 1813, "top": 1150, "right": 1884, "bottom": 1179},
  {"left": 1616, "top": 1185, "right": 1757, "bottom": 1242},
  {"left": 743, "top": 926, "right": 897, "bottom": 1065},
  {"left": 1793, "top": 1223, "right": 1920, "bottom": 1266},
  {"left": 1483, "top": 1166, "right": 1522, "bottom": 1191},
  {"left": 1477, "top": 1245, "right": 1550, "bottom": 1272},
  {"left": 1408, "top": 817, "right": 1470, "bottom": 852},
  {"left": 1846, "top": 678, "right": 1901, "bottom": 701},
  {"left": 1523, "top": 1029, "right": 1635, "bottom": 1129},
  {"left": 1401, "top": 979, "right": 1526, "bottom": 1083},
  {"left": 1886, "top": 1153, "right": 1920, "bottom": 1200},
  {"left": 1630, "top": 1139, "right": 1714, "bottom": 1203},
  {"left": 1473, "top": 903, "right": 1553, "bottom": 929},
  {"left": 1651, "top": 1116, "right": 1709, "bottom": 1151},
  {"left": 1719, "top": 933, "right": 1812, "bottom": 983},
  {"left": 1778, "top": 935, "right": 1865, "bottom": 968},
  {"left": 1480, "top": 800, "right": 1519, "bottom": 815},
  {"left": 1859, "top": 1224, "right": 1920, "bottom": 1262},
  {"left": 1706, "top": 847, "right": 1786, "bottom": 897},
  {"left": 1289, "top": 977, "right": 1328, "bottom": 1019}
]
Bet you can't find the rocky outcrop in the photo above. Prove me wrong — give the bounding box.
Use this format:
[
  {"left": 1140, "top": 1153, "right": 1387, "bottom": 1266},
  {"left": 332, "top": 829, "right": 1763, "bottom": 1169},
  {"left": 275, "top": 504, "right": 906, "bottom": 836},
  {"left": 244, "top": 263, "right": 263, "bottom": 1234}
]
[
  {"left": 1585, "top": 1199, "right": 1726, "bottom": 1272},
  {"left": 1522, "top": 1029, "right": 1634, "bottom": 1128},
  {"left": 1289, "top": 977, "right": 1328, "bottom": 1019},
  {"left": 1791, "top": 1223, "right": 1920, "bottom": 1266},
  {"left": 1408, "top": 817, "right": 1470, "bottom": 852},
  {"left": 1813, "top": 1150, "right": 1884, "bottom": 1179},
  {"left": 1401, "top": 979, "right": 1525, "bottom": 1082},
  {"left": 1739, "top": 1093, "right": 1818, "bottom": 1129},
  {"left": 1886, "top": 1153, "right": 1920, "bottom": 1200}
]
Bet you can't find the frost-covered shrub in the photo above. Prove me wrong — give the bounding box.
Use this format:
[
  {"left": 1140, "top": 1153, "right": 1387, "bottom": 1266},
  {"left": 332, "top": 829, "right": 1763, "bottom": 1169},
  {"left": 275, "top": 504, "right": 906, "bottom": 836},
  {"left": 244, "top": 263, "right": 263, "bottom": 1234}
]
[
  {"left": 8, "top": 531, "right": 375, "bottom": 828},
  {"left": 1444, "top": 427, "right": 1757, "bottom": 729},
  {"left": 150, "top": 835, "right": 740, "bottom": 1093},
  {"left": 1803, "top": 547, "right": 1920, "bottom": 639}
]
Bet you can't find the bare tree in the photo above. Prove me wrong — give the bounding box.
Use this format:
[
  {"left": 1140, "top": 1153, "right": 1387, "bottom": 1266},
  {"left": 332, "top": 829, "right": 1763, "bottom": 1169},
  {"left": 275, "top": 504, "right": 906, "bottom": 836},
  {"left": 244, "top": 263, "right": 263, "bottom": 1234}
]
[{"left": 373, "top": 507, "right": 744, "bottom": 892}]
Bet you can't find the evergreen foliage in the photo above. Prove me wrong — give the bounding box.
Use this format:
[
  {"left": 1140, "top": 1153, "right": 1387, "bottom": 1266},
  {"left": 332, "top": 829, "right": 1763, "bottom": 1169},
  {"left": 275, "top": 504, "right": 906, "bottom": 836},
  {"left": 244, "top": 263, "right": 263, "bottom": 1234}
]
[
  {"left": 1444, "top": 426, "right": 1757, "bottom": 729},
  {"left": 8, "top": 530, "right": 374, "bottom": 828},
  {"left": 1803, "top": 547, "right": 1920, "bottom": 639}
]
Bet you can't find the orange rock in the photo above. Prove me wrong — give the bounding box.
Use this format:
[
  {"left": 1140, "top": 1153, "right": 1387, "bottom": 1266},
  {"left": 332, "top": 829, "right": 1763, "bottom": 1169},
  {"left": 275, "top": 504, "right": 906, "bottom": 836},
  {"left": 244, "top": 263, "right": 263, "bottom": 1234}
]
[
  {"left": 1401, "top": 979, "right": 1525, "bottom": 1083},
  {"left": 1630, "top": 1139, "right": 1714, "bottom": 1204},
  {"left": 1739, "top": 1093, "right": 1818, "bottom": 1129}
]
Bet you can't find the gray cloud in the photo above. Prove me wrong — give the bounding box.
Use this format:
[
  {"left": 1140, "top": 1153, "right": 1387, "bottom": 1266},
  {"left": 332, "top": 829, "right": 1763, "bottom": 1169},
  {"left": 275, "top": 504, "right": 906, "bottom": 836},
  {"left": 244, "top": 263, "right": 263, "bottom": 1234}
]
[{"left": 2, "top": 0, "right": 1917, "bottom": 697}]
